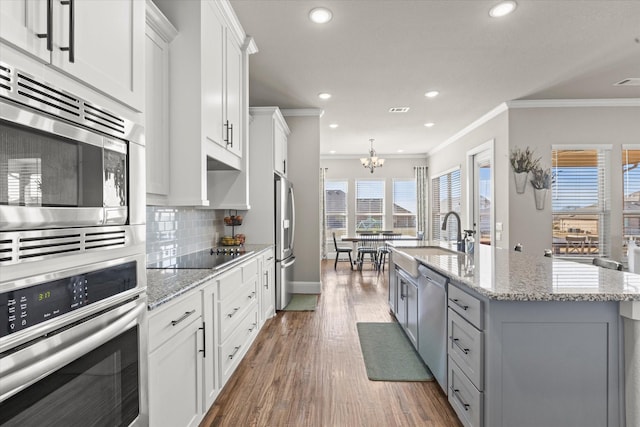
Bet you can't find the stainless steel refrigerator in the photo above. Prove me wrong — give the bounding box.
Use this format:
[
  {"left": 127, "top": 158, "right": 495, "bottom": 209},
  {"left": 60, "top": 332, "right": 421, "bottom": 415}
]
[{"left": 275, "top": 176, "right": 296, "bottom": 309}]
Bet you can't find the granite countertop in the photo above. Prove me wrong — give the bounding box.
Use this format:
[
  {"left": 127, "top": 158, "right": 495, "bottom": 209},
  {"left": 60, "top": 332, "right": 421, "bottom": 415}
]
[
  {"left": 146, "top": 244, "right": 272, "bottom": 310},
  {"left": 390, "top": 242, "right": 640, "bottom": 302}
]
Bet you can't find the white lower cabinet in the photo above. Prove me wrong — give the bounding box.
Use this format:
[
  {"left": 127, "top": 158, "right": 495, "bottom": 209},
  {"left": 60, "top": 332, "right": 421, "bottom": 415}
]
[
  {"left": 147, "top": 247, "right": 274, "bottom": 426},
  {"left": 148, "top": 292, "right": 204, "bottom": 427},
  {"left": 260, "top": 247, "right": 276, "bottom": 324}
]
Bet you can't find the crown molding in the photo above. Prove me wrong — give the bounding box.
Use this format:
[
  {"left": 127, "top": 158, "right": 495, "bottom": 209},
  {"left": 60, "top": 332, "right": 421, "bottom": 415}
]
[
  {"left": 146, "top": 0, "right": 178, "bottom": 42},
  {"left": 320, "top": 153, "right": 428, "bottom": 161},
  {"left": 428, "top": 103, "right": 508, "bottom": 156},
  {"left": 507, "top": 98, "right": 640, "bottom": 108},
  {"left": 281, "top": 108, "right": 324, "bottom": 117}
]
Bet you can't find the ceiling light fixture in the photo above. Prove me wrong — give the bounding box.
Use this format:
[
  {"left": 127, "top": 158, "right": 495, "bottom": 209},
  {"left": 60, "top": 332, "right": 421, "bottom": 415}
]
[
  {"left": 329, "top": 150, "right": 336, "bottom": 154},
  {"left": 329, "top": 123, "right": 339, "bottom": 128},
  {"left": 425, "top": 90, "right": 439, "bottom": 98},
  {"left": 489, "top": 1, "right": 517, "bottom": 17},
  {"left": 318, "top": 92, "right": 332, "bottom": 99},
  {"left": 360, "top": 139, "right": 385, "bottom": 174},
  {"left": 424, "top": 122, "right": 435, "bottom": 127},
  {"left": 309, "top": 7, "right": 332, "bottom": 24}
]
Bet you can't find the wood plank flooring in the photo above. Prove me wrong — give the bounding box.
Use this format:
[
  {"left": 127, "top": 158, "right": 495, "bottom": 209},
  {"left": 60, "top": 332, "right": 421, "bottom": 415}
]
[{"left": 200, "top": 260, "right": 463, "bottom": 427}]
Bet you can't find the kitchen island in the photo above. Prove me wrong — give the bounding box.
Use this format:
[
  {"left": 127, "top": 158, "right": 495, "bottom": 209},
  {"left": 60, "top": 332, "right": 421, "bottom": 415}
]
[{"left": 389, "top": 242, "right": 640, "bottom": 427}]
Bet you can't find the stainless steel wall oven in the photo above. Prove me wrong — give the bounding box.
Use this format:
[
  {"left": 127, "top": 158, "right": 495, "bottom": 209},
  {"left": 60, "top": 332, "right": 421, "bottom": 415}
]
[
  {"left": 0, "top": 61, "right": 147, "bottom": 426},
  {"left": 0, "top": 256, "right": 148, "bottom": 426}
]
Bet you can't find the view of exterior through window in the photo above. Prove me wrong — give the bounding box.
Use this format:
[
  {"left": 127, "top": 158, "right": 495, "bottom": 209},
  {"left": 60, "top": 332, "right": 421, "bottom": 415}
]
[
  {"left": 623, "top": 149, "right": 640, "bottom": 256},
  {"left": 356, "top": 180, "right": 384, "bottom": 231},
  {"left": 393, "top": 179, "right": 417, "bottom": 234},
  {"left": 431, "top": 169, "right": 461, "bottom": 242},
  {"left": 551, "top": 149, "right": 609, "bottom": 258},
  {"left": 325, "top": 180, "right": 348, "bottom": 239}
]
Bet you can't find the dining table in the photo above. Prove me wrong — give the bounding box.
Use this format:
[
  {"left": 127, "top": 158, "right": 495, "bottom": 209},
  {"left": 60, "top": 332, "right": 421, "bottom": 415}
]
[{"left": 341, "top": 234, "right": 423, "bottom": 270}]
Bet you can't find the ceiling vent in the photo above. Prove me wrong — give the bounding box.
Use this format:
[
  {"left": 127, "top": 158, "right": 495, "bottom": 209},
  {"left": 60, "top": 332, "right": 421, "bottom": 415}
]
[
  {"left": 389, "top": 107, "right": 410, "bottom": 113},
  {"left": 614, "top": 78, "right": 640, "bottom": 86}
]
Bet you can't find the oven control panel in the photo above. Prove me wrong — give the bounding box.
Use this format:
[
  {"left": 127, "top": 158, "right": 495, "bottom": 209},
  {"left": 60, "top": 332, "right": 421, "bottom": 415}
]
[{"left": 0, "top": 261, "right": 137, "bottom": 338}]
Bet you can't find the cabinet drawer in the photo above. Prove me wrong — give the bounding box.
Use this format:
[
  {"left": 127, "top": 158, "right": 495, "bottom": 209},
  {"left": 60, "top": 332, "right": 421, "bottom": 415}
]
[
  {"left": 219, "top": 305, "right": 259, "bottom": 383},
  {"left": 218, "top": 277, "right": 258, "bottom": 342},
  {"left": 448, "top": 284, "right": 483, "bottom": 329},
  {"left": 448, "top": 308, "right": 483, "bottom": 390},
  {"left": 263, "top": 247, "right": 275, "bottom": 263},
  {"left": 148, "top": 292, "right": 202, "bottom": 352},
  {"left": 448, "top": 357, "right": 483, "bottom": 427},
  {"left": 242, "top": 258, "right": 258, "bottom": 281}
]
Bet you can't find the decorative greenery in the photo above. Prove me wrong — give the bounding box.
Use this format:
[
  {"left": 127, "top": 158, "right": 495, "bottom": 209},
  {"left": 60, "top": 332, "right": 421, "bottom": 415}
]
[
  {"left": 530, "top": 166, "right": 552, "bottom": 189},
  {"left": 510, "top": 147, "right": 540, "bottom": 173}
]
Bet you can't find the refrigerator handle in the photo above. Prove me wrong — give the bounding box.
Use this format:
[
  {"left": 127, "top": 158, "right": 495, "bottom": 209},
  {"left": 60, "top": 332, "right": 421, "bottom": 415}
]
[
  {"left": 281, "top": 256, "right": 296, "bottom": 268},
  {"left": 289, "top": 186, "right": 296, "bottom": 252}
]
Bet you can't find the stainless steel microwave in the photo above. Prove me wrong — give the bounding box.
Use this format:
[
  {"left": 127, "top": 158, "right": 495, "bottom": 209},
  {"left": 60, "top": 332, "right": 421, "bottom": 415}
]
[{"left": 0, "top": 62, "right": 144, "bottom": 232}]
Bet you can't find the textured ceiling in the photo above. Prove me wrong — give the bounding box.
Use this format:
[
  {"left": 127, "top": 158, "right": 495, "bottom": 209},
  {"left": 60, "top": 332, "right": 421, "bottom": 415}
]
[{"left": 230, "top": 0, "right": 640, "bottom": 156}]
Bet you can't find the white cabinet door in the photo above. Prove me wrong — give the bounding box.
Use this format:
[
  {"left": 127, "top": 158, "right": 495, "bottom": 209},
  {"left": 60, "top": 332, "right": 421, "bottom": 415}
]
[
  {"left": 145, "top": 2, "right": 176, "bottom": 201},
  {"left": 51, "top": 0, "right": 144, "bottom": 111},
  {"left": 202, "top": 1, "right": 225, "bottom": 149},
  {"left": 148, "top": 317, "right": 203, "bottom": 427},
  {"left": 274, "top": 119, "right": 288, "bottom": 176},
  {"left": 225, "top": 32, "right": 242, "bottom": 157},
  {"left": 0, "top": 0, "right": 144, "bottom": 111},
  {"left": 0, "top": 0, "right": 50, "bottom": 61},
  {"left": 260, "top": 250, "right": 276, "bottom": 324},
  {"left": 201, "top": 282, "right": 220, "bottom": 409}
]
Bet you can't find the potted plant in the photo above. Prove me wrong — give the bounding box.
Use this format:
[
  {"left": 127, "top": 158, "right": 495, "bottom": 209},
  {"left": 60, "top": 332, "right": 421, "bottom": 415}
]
[
  {"left": 530, "top": 166, "right": 552, "bottom": 210},
  {"left": 510, "top": 147, "right": 540, "bottom": 193}
]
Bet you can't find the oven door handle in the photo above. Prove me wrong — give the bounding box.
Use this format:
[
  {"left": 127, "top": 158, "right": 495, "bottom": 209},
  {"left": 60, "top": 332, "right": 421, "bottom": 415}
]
[{"left": 0, "top": 300, "right": 145, "bottom": 402}]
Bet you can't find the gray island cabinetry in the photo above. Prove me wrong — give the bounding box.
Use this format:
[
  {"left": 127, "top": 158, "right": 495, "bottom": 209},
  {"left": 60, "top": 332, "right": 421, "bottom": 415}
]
[{"left": 390, "top": 243, "right": 640, "bottom": 427}]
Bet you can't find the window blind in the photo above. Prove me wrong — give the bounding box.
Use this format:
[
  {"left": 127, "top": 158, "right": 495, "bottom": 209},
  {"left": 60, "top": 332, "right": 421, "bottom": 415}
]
[
  {"left": 623, "top": 149, "right": 640, "bottom": 255},
  {"left": 325, "top": 180, "right": 348, "bottom": 238},
  {"left": 356, "top": 180, "right": 384, "bottom": 231},
  {"left": 552, "top": 149, "right": 609, "bottom": 258},
  {"left": 392, "top": 179, "right": 417, "bottom": 234},
  {"left": 431, "top": 169, "right": 461, "bottom": 241}
]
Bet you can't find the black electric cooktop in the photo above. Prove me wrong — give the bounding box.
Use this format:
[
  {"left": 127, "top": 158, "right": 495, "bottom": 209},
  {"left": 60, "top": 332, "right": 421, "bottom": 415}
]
[{"left": 148, "top": 247, "right": 254, "bottom": 270}]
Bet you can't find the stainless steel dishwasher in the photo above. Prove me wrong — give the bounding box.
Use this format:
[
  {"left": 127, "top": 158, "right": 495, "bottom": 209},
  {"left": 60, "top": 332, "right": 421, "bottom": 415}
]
[{"left": 417, "top": 264, "right": 449, "bottom": 393}]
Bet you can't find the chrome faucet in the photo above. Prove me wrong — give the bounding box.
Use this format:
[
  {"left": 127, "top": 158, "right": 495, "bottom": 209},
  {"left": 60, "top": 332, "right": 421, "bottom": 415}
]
[{"left": 441, "top": 211, "right": 465, "bottom": 253}]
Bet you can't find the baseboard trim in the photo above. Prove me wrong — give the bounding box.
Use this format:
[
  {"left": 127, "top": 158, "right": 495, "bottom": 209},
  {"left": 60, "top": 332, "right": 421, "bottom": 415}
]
[{"left": 291, "top": 281, "right": 321, "bottom": 294}]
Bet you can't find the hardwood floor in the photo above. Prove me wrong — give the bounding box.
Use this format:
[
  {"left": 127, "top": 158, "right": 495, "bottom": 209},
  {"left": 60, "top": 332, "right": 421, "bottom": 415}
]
[{"left": 200, "top": 260, "right": 463, "bottom": 427}]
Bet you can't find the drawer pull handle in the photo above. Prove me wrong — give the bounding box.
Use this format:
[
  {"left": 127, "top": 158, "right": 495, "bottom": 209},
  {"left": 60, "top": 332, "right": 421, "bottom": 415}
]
[
  {"left": 171, "top": 310, "right": 196, "bottom": 326},
  {"left": 449, "top": 336, "right": 470, "bottom": 354},
  {"left": 248, "top": 322, "right": 257, "bottom": 333},
  {"left": 229, "top": 345, "right": 241, "bottom": 359},
  {"left": 248, "top": 291, "right": 256, "bottom": 300},
  {"left": 449, "top": 298, "right": 469, "bottom": 311},
  {"left": 267, "top": 256, "right": 274, "bottom": 261},
  {"left": 227, "top": 307, "right": 240, "bottom": 318},
  {"left": 451, "top": 387, "right": 471, "bottom": 411}
]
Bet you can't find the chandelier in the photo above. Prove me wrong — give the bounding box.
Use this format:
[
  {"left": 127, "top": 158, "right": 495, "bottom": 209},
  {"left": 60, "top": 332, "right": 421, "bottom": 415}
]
[{"left": 360, "top": 139, "right": 385, "bottom": 173}]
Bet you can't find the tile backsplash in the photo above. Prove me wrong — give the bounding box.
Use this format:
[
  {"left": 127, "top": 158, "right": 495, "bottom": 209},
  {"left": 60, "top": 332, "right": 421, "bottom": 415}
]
[{"left": 146, "top": 206, "right": 225, "bottom": 266}]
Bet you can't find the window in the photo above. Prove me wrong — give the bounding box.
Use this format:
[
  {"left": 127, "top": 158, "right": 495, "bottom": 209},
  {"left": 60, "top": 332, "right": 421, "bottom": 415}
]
[
  {"left": 393, "top": 179, "right": 416, "bottom": 234},
  {"left": 552, "top": 148, "right": 610, "bottom": 258},
  {"left": 325, "top": 180, "right": 348, "bottom": 239},
  {"left": 356, "top": 180, "right": 384, "bottom": 231},
  {"left": 623, "top": 148, "right": 640, "bottom": 255},
  {"left": 431, "top": 169, "right": 461, "bottom": 241}
]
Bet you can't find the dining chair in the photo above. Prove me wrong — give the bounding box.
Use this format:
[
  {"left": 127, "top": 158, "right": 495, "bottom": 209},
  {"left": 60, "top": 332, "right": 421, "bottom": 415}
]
[
  {"left": 356, "top": 233, "right": 379, "bottom": 270},
  {"left": 332, "top": 232, "right": 353, "bottom": 270}
]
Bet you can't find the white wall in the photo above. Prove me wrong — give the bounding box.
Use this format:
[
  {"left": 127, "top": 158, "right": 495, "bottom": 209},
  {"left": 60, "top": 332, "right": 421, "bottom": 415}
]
[
  {"left": 283, "top": 110, "right": 322, "bottom": 293},
  {"left": 426, "top": 109, "right": 510, "bottom": 247}
]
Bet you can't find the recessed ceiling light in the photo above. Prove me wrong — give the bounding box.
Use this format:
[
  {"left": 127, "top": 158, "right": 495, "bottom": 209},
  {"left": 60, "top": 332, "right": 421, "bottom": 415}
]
[
  {"left": 318, "top": 92, "right": 331, "bottom": 100},
  {"left": 424, "top": 122, "right": 435, "bottom": 127},
  {"left": 309, "top": 7, "right": 332, "bottom": 24},
  {"left": 489, "top": 1, "right": 517, "bottom": 18},
  {"left": 329, "top": 150, "right": 336, "bottom": 154},
  {"left": 329, "top": 123, "right": 339, "bottom": 128},
  {"left": 397, "top": 149, "right": 404, "bottom": 153},
  {"left": 425, "top": 90, "right": 439, "bottom": 98}
]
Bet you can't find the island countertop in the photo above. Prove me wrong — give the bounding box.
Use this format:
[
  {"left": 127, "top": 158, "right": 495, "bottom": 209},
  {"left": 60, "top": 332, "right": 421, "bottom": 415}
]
[{"left": 390, "top": 241, "right": 640, "bottom": 302}]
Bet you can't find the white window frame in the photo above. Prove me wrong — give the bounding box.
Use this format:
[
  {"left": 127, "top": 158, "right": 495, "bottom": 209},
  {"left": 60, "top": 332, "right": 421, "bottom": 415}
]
[
  {"left": 431, "top": 167, "right": 461, "bottom": 242},
  {"left": 355, "top": 179, "right": 385, "bottom": 232},
  {"left": 392, "top": 178, "right": 417, "bottom": 234}
]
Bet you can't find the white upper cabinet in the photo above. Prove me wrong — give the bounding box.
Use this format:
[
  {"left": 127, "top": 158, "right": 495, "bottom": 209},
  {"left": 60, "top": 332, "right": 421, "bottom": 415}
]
[
  {"left": 0, "top": 0, "right": 145, "bottom": 112},
  {"left": 145, "top": 0, "right": 177, "bottom": 203},
  {"left": 154, "top": 0, "right": 256, "bottom": 207},
  {"left": 274, "top": 118, "right": 289, "bottom": 177}
]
